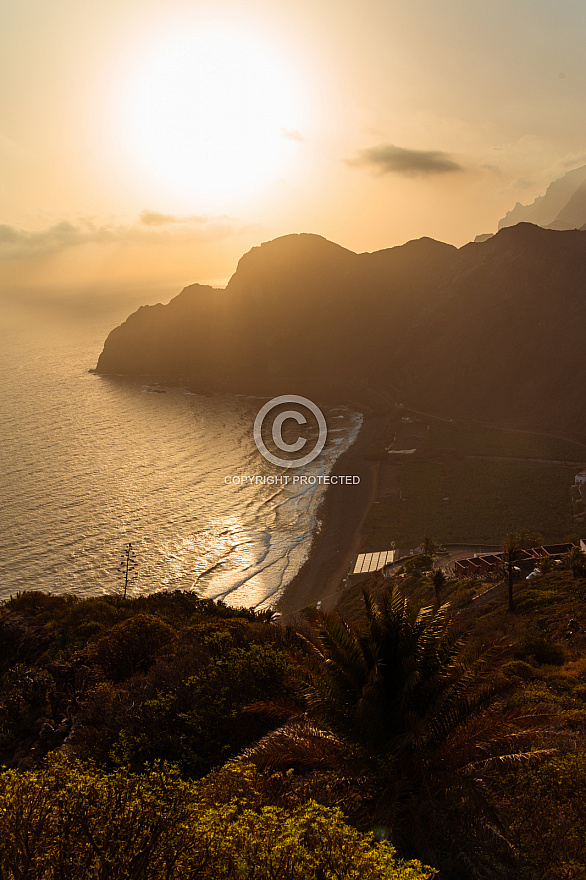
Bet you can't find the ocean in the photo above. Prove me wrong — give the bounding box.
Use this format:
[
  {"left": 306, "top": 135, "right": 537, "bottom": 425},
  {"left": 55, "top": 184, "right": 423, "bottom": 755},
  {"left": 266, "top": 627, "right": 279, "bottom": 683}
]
[{"left": 0, "top": 293, "right": 361, "bottom": 610}]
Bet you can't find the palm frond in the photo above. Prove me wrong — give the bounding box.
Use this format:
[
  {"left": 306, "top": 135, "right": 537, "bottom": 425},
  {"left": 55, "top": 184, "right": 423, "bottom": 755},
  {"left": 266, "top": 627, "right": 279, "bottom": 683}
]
[
  {"left": 461, "top": 748, "right": 558, "bottom": 776},
  {"left": 237, "top": 720, "right": 346, "bottom": 772}
]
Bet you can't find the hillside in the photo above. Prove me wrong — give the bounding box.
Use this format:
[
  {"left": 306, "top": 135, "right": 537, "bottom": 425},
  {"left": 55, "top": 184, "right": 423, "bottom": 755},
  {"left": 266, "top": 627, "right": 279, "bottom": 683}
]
[
  {"left": 95, "top": 223, "right": 586, "bottom": 442},
  {"left": 95, "top": 232, "right": 457, "bottom": 391},
  {"left": 394, "top": 224, "right": 586, "bottom": 438},
  {"left": 2, "top": 570, "right": 586, "bottom": 879}
]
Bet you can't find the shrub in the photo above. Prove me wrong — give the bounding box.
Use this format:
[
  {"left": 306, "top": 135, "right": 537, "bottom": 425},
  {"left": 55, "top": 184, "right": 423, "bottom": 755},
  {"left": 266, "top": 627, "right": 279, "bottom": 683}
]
[
  {"left": 72, "top": 631, "right": 296, "bottom": 775},
  {"left": 0, "top": 665, "right": 55, "bottom": 753},
  {"left": 538, "top": 556, "right": 556, "bottom": 574},
  {"left": 516, "top": 589, "right": 557, "bottom": 611},
  {"left": 501, "top": 659, "right": 537, "bottom": 681},
  {"left": 0, "top": 756, "right": 435, "bottom": 880},
  {"left": 403, "top": 554, "right": 434, "bottom": 575},
  {"left": 95, "top": 614, "right": 176, "bottom": 680},
  {"left": 515, "top": 635, "right": 565, "bottom": 666},
  {"left": 458, "top": 586, "right": 478, "bottom": 607},
  {"left": 499, "top": 753, "right": 586, "bottom": 879}
]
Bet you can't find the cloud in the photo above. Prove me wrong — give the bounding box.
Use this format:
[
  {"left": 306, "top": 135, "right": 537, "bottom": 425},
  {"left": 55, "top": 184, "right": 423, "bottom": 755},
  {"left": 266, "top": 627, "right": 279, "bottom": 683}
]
[
  {"left": 561, "top": 155, "right": 586, "bottom": 170},
  {"left": 0, "top": 220, "right": 115, "bottom": 257},
  {"left": 348, "top": 143, "right": 464, "bottom": 177},
  {"left": 480, "top": 163, "right": 501, "bottom": 174},
  {"left": 0, "top": 213, "right": 238, "bottom": 259},
  {"left": 281, "top": 128, "right": 304, "bottom": 143},
  {"left": 138, "top": 210, "right": 210, "bottom": 227}
]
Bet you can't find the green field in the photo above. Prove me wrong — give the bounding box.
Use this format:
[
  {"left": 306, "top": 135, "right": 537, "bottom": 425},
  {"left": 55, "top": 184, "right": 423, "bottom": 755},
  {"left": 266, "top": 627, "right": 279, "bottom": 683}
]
[
  {"left": 366, "top": 416, "right": 586, "bottom": 466},
  {"left": 364, "top": 458, "right": 579, "bottom": 550},
  {"left": 425, "top": 420, "right": 586, "bottom": 460}
]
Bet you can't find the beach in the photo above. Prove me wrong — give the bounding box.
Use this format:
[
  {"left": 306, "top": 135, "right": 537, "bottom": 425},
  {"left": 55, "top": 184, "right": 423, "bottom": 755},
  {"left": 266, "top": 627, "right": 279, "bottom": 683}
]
[{"left": 276, "top": 416, "right": 383, "bottom": 622}]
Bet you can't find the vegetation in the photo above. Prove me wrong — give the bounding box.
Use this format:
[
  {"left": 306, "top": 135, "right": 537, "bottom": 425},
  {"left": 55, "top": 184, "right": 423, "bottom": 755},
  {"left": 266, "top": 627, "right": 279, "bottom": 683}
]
[
  {"left": 245, "top": 586, "right": 558, "bottom": 875},
  {"left": 421, "top": 418, "right": 586, "bottom": 461},
  {"left": 567, "top": 544, "right": 586, "bottom": 577},
  {"left": 364, "top": 416, "right": 584, "bottom": 550},
  {"left": 1, "top": 571, "right": 586, "bottom": 879},
  {"left": 0, "top": 590, "right": 297, "bottom": 775},
  {"left": 365, "top": 458, "right": 577, "bottom": 549},
  {"left": 431, "top": 568, "right": 446, "bottom": 604},
  {"left": 0, "top": 756, "right": 432, "bottom": 880},
  {"left": 502, "top": 530, "right": 542, "bottom": 612},
  {"left": 118, "top": 541, "right": 138, "bottom": 599},
  {"left": 370, "top": 414, "right": 586, "bottom": 463}
]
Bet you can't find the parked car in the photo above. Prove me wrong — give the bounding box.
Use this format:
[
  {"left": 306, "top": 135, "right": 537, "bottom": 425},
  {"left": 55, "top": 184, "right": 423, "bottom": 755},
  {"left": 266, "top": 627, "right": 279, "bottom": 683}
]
[{"left": 526, "top": 569, "right": 542, "bottom": 580}]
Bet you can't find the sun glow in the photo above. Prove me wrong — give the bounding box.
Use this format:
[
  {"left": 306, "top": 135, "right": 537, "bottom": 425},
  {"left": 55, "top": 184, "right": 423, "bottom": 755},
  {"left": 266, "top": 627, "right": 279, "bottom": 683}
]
[{"left": 119, "top": 22, "right": 307, "bottom": 211}]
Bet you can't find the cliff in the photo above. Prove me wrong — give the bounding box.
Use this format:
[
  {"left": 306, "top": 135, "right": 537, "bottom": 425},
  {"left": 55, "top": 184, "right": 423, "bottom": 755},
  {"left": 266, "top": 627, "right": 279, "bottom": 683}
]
[{"left": 96, "top": 224, "right": 586, "bottom": 441}]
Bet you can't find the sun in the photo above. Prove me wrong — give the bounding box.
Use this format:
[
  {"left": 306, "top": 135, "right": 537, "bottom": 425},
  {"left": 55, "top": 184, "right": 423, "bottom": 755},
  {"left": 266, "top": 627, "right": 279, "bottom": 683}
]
[{"left": 119, "top": 22, "right": 306, "bottom": 211}]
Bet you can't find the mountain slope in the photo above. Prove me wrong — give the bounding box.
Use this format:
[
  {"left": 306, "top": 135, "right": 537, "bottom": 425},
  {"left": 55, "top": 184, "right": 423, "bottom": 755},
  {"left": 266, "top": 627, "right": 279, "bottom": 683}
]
[
  {"left": 394, "top": 224, "right": 586, "bottom": 438},
  {"left": 96, "top": 225, "right": 586, "bottom": 442},
  {"left": 96, "top": 232, "right": 458, "bottom": 386}
]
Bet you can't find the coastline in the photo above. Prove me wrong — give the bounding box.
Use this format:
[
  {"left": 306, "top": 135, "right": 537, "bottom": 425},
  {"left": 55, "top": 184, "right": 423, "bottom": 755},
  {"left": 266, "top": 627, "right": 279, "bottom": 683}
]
[{"left": 276, "top": 416, "right": 384, "bottom": 623}]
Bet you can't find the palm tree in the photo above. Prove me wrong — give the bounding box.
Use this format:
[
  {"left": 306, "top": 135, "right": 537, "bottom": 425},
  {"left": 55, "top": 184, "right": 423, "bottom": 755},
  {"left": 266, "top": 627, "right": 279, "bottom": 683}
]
[
  {"left": 241, "top": 586, "right": 556, "bottom": 873},
  {"left": 502, "top": 533, "right": 523, "bottom": 613},
  {"left": 502, "top": 531, "right": 542, "bottom": 612},
  {"left": 567, "top": 545, "right": 586, "bottom": 577},
  {"left": 431, "top": 569, "right": 446, "bottom": 606},
  {"left": 302, "top": 587, "right": 545, "bottom": 758},
  {"left": 421, "top": 535, "right": 439, "bottom": 556}
]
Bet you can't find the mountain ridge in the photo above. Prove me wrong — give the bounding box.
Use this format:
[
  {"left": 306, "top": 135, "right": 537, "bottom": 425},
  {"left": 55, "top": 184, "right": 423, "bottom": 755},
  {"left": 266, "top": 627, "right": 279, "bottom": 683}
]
[
  {"left": 498, "top": 165, "right": 586, "bottom": 231},
  {"left": 96, "top": 223, "right": 586, "bottom": 442}
]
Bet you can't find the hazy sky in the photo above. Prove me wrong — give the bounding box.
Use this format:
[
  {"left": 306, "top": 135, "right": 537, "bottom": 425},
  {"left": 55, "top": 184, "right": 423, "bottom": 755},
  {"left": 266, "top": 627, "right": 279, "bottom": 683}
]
[{"left": 2, "top": 0, "right": 586, "bottom": 294}]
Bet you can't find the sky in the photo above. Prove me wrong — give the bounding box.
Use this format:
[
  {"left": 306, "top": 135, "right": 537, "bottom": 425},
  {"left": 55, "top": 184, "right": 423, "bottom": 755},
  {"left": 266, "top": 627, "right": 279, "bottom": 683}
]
[{"left": 2, "top": 0, "right": 586, "bottom": 296}]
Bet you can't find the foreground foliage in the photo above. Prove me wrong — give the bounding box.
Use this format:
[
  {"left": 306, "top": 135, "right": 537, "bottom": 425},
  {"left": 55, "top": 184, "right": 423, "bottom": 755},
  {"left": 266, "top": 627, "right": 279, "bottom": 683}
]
[
  {"left": 0, "top": 591, "right": 298, "bottom": 775},
  {"left": 2, "top": 582, "right": 586, "bottom": 879},
  {"left": 0, "top": 756, "right": 434, "bottom": 880},
  {"left": 499, "top": 752, "right": 586, "bottom": 879},
  {"left": 246, "top": 586, "right": 559, "bottom": 876}
]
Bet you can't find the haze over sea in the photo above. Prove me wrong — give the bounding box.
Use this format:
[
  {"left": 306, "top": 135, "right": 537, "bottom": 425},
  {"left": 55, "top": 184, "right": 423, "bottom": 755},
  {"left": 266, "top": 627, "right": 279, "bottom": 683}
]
[{"left": 0, "top": 293, "right": 361, "bottom": 610}]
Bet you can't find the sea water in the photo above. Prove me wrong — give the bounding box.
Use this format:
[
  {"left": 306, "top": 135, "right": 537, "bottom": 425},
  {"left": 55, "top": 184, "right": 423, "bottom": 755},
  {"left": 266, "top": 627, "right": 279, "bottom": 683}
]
[{"left": 0, "top": 293, "right": 361, "bottom": 610}]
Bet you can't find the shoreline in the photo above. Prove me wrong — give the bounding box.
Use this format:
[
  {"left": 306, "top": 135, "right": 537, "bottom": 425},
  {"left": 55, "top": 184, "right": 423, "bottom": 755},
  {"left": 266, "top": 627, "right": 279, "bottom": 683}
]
[{"left": 276, "top": 416, "right": 384, "bottom": 623}]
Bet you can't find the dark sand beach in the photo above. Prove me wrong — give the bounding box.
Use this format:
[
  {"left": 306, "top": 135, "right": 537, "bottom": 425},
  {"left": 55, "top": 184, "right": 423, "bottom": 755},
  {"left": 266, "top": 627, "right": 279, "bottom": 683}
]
[{"left": 276, "top": 417, "right": 383, "bottom": 622}]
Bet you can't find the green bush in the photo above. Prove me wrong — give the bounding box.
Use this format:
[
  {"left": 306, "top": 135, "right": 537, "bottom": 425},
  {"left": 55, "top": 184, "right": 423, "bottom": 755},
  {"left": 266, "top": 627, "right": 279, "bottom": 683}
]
[
  {"left": 403, "top": 554, "right": 434, "bottom": 575},
  {"left": 75, "top": 620, "right": 106, "bottom": 640},
  {"left": 0, "top": 756, "right": 435, "bottom": 880},
  {"left": 0, "top": 665, "right": 55, "bottom": 752},
  {"left": 452, "top": 586, "right": 476, "bottom": 608},
  {"left": 94, "top": 614, "right": 176, "bottom": 680},
  {"left": 516, "top": 589, "right": 558, "bottom": 611},
  {"left": 515, "top": 635, "right": 565, "bottom": 666},
  {"left": 71, "top": 629, "right": 296, "bottom": 776},
  {"left": 499, "top": 752, "right": 586, "bottom": 879},
  {"left": 501, "top": 659, "right": 537, "bottom": 681}
]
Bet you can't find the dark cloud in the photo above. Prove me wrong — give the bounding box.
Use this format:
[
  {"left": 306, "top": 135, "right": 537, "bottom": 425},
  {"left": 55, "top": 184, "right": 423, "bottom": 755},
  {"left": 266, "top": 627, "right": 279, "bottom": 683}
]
[
  {"left": 348, "top": 143, "right": 464, "bottom": 177},
  {"left": 0, "top": 213, "right": 236, "bottom": 259}
]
